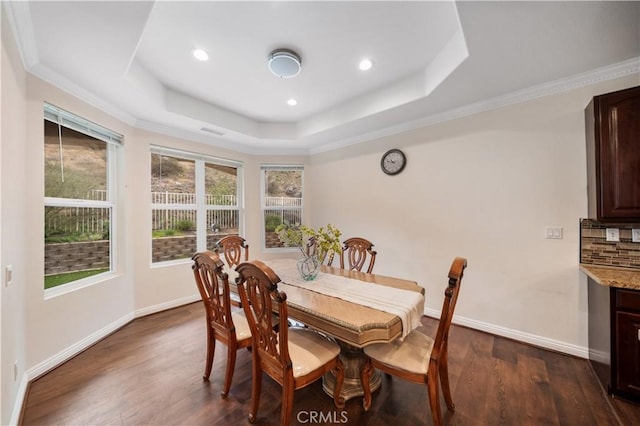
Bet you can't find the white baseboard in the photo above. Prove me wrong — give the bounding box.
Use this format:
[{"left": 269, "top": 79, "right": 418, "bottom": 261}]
[
  {"left": 134, "top": 294, "right": 199, "bottom": 318},
  {"left": 424, "top": 308, "right": 589, "bottom": 359},
  {"left": 10, "top": 311, "right": 134, "bottom": 425},
  {"left": 9, "top": 374, "right": 29, "bottom": 426},
  {"left": 11, "top": 295, "right": 199, "bottom": 425},
  {"left": 25, "top": 312, "right": 135, "bottom": 382}
]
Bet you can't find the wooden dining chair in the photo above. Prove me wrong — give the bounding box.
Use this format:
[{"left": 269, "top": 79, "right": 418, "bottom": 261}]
[
  {"left": 361, "top": 257, "right": 468, "bottom": 426},
  {"left": 305, "top": 236, "right": 335, "bottom": 266},
  {"left": 215, "top": 235, "right": 249, "bottom": 306},
  {"left": 191, "top": 250, "right": 252, "bottom": 397},
  {"left": 235, "top": 260, "right": 345, "bottom": 425},
  {"left": 340, "top": 237, "right": 377, "bottom": 273},
  {"left": 215, "top": 235, "right": 249, "bottom": 268}
]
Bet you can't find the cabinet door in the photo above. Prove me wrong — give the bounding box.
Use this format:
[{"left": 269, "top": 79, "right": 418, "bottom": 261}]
[
  {"left": 616, "top": 311, "right": 640, "bottom": 400},
  {"left": 592, "top": 86, "right": 640, "bottom": 221}
]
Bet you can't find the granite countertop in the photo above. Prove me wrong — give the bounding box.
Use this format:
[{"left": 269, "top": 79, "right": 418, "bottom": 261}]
[{"left": 580, "top": 264, "right": 640, "bottom": 291}]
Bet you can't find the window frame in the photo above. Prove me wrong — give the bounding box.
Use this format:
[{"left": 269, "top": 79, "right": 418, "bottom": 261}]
[
  {"left": 43, "top": 103, "right": 121, "bottom": 298},
  {"left": 150, "top": 145, "right": 244, "bottom": 266},
  {"left": 260, "top": 164, "right": 304, "bottom": 252}
]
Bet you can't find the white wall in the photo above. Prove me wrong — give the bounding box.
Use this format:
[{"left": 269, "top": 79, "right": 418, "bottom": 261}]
[
  {"left": 22, "top": 76, "right": 134, "bottom": 373},
  {"left": 308, "top": 74, "right": 639, "bottom": 355},
  {"left": 1, "top": 5, "right": 28, "bottom": 424}
]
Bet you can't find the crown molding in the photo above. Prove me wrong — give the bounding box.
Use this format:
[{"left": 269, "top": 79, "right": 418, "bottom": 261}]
[
  {"left": 311, "top": 57, "right": 640, "bottom": 155},
  {"left": 29, "top": 62, "right": 138, "bottom": 127},
  {"left": 4, "top": 1, "right": 38, "bottom": 69}
]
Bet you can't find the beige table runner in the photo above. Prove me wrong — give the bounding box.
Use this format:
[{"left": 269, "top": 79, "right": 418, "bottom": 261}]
[{"left": 264, "top": 258, "right": 424, "bottom": 339}]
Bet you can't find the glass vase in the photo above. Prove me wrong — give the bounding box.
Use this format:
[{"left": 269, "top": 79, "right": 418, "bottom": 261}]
[{"left": 297, "top": 254, "right": 320, "bottom": 281}]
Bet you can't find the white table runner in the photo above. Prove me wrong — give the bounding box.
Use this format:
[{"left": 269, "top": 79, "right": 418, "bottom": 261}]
[{"left": 264, "top": 259, "right": 424, "bottom": 339}]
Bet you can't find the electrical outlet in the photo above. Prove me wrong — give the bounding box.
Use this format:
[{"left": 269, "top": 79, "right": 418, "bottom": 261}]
[
  {"left": 606, "top": 228, "right": 620, "bottom": 242},
  {"left": 545, "top": 227, "right": 563, "bottom": 239},
  {"left": 633, "top": 229, "right": 640, "bottom": 243}
]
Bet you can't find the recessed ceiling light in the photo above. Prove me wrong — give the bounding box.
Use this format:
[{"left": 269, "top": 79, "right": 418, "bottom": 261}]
[
  {"left": 359, "top": 58, "right": 373, "bottom": 71},
  {"left": 192, "top": 48, "right": 209, "bottom": 61},
  {"left": 287, "top": 98, "right": 298, "bottom": 106}
]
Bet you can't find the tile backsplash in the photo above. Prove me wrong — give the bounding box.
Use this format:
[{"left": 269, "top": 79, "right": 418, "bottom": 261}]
[{"left": 580, "top": 219, "right": 640, "bottom": 268}]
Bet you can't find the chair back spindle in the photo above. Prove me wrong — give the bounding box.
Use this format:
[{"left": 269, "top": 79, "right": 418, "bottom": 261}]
[
  {"left": 306, "top": 236, "right": 335, "bottom": 266},
  {"left": 431, "top": 257, "right": 466, "bottom": 365},
  {"left": 192, "top": 251, "right": 234, "bottom": 336},
  {"left": 236, "top": 262, "right": 290, "bottom": 379},
  {"left": 216, "top": 235, "right": 249, "bottom": 268},
  {"left": 340, "top": 237, "right": 377, "bottom": 273}
]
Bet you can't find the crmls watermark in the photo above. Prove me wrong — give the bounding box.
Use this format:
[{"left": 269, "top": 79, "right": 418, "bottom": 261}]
[{"left": 296, "top": 410, "right": 349, "bottom": 424}]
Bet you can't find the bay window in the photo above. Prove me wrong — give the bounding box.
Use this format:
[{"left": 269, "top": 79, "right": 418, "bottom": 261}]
[{"left": 151, "top": 147, "right": 242, "bottom": 263}]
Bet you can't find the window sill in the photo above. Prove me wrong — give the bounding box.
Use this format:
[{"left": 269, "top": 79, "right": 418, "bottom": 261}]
[
  {"left": 44, "top": 271, "right": 122, "bottom": 300},
  {"left": 150, "top": 258, "right": 192, "bottom": 269}
]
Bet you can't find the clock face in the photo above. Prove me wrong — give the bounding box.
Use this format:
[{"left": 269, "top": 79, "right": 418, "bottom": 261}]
[{"left": 381, "top": 149, "right": 406, "bottom": 175}]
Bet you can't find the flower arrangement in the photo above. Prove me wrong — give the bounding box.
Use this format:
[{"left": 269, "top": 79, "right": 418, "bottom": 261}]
[{"left": 275, "top": 222, "right": 342, "bottom": 264}]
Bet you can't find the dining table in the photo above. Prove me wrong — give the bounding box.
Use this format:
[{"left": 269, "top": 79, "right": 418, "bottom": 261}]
[{"left": 229, "top": 257, "right": 425, "bottom": 401}]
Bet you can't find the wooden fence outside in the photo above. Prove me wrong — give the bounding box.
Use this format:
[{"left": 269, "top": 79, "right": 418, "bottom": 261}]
[{"left": 45, "top": 191, "right": 303, "bottom": 234}]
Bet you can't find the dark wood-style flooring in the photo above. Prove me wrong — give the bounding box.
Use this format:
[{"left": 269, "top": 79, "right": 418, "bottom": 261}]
[{"left": 20, "top": 302, "right": 640, "bottom": 425}]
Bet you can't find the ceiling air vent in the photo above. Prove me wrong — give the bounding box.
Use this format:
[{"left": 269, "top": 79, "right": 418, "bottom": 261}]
[{"left": 200, "top": 127, "right": 225, "bottom": 136}]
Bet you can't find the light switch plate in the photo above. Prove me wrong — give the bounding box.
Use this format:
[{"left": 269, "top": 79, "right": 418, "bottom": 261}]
[
  {"left": 606, "top": 228, "right": 620, "bottom": 242},
  {"left": 633, "top": 229, "right": 640, "bottom": 243}
]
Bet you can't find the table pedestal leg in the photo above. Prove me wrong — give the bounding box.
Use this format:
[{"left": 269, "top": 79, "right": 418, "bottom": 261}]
[{"left": 322, "top": 341, "right": 381, "bottom": 401}]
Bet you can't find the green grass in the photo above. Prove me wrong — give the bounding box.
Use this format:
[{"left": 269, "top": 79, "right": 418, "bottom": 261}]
[
  {"left": 151, "top": 229, "right": 198, "bottom": 238},
  {"left": 45, "top": 233, "right": 107, "bottom": 243},
  {"left": 45, "top": 268, "right": 109, "bottom": 289}
]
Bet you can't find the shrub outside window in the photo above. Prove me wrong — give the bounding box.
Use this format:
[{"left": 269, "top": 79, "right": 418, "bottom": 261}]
[
  {"left": 44, "top": 103, "right": 121, "bottom": 292},
  {"left": 151, "top": 147, "right": 242, "bottom": 263}
]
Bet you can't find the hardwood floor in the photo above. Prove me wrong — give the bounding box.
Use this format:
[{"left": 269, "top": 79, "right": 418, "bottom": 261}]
[{"left": 21, "top": 302, "right": 640, "bottom": 425}]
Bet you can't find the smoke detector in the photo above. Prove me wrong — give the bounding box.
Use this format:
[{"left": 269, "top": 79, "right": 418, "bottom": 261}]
[{"left": 268, "top": 49, "right": 302, "bottom": 79}]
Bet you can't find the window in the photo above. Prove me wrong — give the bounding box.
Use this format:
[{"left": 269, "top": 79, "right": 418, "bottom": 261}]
[
  {"left": 261, "top": 165, "right": 303, "bottom": 249},
  {"left": 151, "top": 146, "right": 242, "bottom": 263},
  {"left": 44, "top": 103, "right": 121, "bottom": 291}
]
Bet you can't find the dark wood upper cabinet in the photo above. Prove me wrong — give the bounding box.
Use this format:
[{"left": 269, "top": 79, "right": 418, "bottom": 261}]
[{"left": 586, "top": 86, "right": 640, "bottom": 222}]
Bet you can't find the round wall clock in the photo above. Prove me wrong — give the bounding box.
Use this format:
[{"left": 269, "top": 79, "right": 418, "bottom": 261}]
[{"left": 380, "top": 149, "right": 406, "bottom": 175}]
